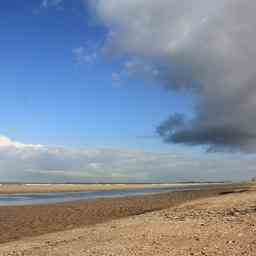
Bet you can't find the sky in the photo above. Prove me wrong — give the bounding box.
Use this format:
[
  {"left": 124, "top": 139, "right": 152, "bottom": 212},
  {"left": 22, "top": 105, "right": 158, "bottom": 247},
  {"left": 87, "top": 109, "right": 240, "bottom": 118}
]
[{"left": 0, "top": 0, "right": 255, "bottom": 183}]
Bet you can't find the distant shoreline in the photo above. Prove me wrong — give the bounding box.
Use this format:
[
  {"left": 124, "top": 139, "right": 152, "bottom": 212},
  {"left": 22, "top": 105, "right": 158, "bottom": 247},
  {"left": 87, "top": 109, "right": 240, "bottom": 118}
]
[{"left": 0, "top": 182, "right": 231, "bottom": 195}]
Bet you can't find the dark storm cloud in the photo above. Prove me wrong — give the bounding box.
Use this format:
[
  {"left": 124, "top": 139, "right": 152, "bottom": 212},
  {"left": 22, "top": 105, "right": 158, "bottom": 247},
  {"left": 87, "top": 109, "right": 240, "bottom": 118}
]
[
  {"left": 157, "top": 114, "right": 256, "bottom": 152},
  {"left": 90, "top": 0, "right": 256, "bottom": 151}
]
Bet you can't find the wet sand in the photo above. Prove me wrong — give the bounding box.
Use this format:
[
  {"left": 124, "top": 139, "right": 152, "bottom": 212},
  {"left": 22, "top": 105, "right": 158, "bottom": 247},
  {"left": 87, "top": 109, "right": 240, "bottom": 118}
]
[
  {"left": 0, "top": 184, "right": 247, "bottom": 244},
  {"left": 0, "top": 184, "right": 255, "bottom": 255}
]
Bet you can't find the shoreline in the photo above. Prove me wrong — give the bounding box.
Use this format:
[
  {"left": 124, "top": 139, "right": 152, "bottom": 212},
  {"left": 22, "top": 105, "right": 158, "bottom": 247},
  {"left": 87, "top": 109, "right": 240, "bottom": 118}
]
[
  {"left": 0, "top": 184, "right": 249, "bottom": 244},
  {"left": 0, "top": 183, "right": 227, "bottom": 195}
]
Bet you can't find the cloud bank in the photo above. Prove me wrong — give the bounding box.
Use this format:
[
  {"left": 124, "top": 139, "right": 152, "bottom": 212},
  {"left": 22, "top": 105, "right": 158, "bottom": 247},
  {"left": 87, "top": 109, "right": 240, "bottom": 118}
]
[
  {"left": 89, "top": 0, "right": 256, "bottom": 152},
  {"left": 0, "top": 135, "right": 255, "bottom": 182}
]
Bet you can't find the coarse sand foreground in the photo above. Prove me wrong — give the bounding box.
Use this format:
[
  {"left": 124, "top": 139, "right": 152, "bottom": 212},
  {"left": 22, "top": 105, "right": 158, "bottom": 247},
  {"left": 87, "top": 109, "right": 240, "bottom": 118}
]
[
  {"left": 1, "top": 187, "right": 256, "bottom": 255},
  {"left": 0, "top": 185, "right": 245, "bottom": 244}
]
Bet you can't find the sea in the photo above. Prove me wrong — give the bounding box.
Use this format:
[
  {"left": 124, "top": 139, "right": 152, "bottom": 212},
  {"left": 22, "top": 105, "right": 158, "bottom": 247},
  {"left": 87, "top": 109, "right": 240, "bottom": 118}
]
[{"left": 0, "top": 184, "right": 221, "bottom": 206}]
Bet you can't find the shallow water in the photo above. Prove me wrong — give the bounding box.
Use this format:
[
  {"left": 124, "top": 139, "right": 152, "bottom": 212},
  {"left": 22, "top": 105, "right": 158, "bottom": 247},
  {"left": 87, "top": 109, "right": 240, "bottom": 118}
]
[{"left": 0, "top": 186, "right": 206, "bottom": 206}]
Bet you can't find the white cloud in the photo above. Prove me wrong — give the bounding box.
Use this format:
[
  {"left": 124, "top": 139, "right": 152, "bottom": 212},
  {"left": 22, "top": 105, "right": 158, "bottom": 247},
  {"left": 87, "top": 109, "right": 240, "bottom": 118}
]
[
  {"left": 41, "top": 0, "right": 63, "bottom": 9},
  {"left": 0, "top": 135, "right": 255, "bottom": 182},
  {"left": 111, "top": 72, "right": 122, "bottom": 86},
  {"left": 0, "top": 136, "right": 43, "bottom": 149},
  {"left": 72, "top": 46, "right": 98, "bottom": 65}
]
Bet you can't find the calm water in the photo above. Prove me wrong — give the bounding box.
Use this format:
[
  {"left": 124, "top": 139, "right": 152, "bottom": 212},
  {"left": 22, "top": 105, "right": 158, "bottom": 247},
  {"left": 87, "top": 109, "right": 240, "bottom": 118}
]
[{"left": 0, "top": 185, "right": 217, "bottom": 206}]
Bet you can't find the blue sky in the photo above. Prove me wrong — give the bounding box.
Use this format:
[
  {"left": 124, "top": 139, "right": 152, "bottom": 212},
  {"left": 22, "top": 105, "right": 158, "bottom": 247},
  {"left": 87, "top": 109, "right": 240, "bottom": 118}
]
[
  {"left": 0, "top": 0, "right": 255, "bottom": 182},
  {"left": 0, "top": 0, "right": 193, "bottom": 152}
]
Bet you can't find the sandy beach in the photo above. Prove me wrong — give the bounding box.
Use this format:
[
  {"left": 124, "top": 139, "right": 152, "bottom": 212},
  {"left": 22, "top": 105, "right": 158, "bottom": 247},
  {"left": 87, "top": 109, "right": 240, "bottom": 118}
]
[{"left": 0, "top": 184, "right": 254, "bottom": 255}]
